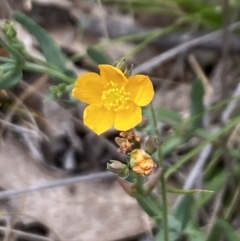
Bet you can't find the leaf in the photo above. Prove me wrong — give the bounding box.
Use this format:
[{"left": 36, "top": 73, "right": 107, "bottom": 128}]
[
  {"left": 154, "top": 107, "right": 183, "bottom": 126},
  {"left": 0, "top": 36, "right": 24, "bottom": 64},
  {"left": 162, "top": 135, "right": 182, "bottom": 156},
  {"left": 13, "top": 12, "right": 76, "bottom": 78},
  {"left": 168, "top": 215, "right": 182, "bottom": 232},
  {"left": 228, "top": 147, "right": 240, "bottom": 160},
  {"left": 174, "top": 195, "right": 193, "bottom": 230},
  {"left": 190, "top": 78, "right": 205, "bottom": 129},
  {"left": 184, "top": 223, "right": 206, "bottom": 241},
  {"left": 87, "top": 47, "right": 112, "bottom": 64},
  {"left": 136, "top": 195, "right": 162, "bottom": 219},
  {"left": 155, "top": 230, "right": 180, "bottom": 241},
  {"left": 0, "top": 68, "right": 22, "bottom": 89}
]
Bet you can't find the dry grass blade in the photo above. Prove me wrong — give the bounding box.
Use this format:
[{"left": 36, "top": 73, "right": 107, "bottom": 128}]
[
  {"left": 0, "top": 0, "right": 13, "bottom": 18},
  {"left": 0, "top": 226, "right": 53, "bottom": 241},
  {"left": 0, "top": 75, "right": 49, "bottom": 138},
  {"left": 3, "top": 196, "right": 26, "bottom": 241},
  {"left": 133, "top": 21, "right": 240, "bottom": 74},
  {"left": 0, "top": 172, "right": 115, "bottom": 200}
]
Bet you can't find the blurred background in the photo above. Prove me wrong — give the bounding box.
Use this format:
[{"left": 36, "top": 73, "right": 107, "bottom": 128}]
[{"left": 1, "top": 0, "right": 240, "bottom": 240}]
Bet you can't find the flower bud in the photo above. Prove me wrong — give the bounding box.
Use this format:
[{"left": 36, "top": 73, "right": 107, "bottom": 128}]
[
  {"left": 115, "top": 58, "right": 127, "bottom": 71},
  {"left": 50, "top": 83, "right": 67, "bottom": 98},
  {"left": 145, "top": 136, "right": 158, "bottom": 155},
  {"left": 2, "top": 20, "right": 25, "bottom": 52},
  {"left": 2, "top": 20, "right": 17, "bottom": 39},
  {"left": 130, "top": 149, "right": 157, "bottom": 176},
  {"left": 115, "top": 58, "right": 133, "bottom": 77},
  {"left": 107, "top": 160, "right": 129, "bottom": 179}
]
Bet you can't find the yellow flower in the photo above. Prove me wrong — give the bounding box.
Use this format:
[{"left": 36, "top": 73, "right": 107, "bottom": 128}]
[
  {"left": 130, "top": 149, "right": 157, "bottom": 176},
  {"left": 72, "top": 64, "right": 154, "bottom": 135}
]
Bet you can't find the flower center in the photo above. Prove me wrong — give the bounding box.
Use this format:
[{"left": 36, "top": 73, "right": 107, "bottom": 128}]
[{"left": 101, "top": 81, "right": 130, "bottom": 112}]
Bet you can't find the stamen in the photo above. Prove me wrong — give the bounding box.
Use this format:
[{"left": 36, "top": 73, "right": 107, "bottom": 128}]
[{"left": 101, "top": 82, "right": 130, "bottom": 112}]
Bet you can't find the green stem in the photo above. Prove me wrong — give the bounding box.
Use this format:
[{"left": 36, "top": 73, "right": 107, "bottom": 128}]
[
  {"left": 23, "top": 51, "right": 63, "bottom": 72},
  {"left": 0, "top": 57, "right": 14, "bottom": 63},
  {"left": 22, "top": 61, "right": 75, "bottom": 84},
  {"left": 150, "top": 102, "right": 169, "bottom": 241}
]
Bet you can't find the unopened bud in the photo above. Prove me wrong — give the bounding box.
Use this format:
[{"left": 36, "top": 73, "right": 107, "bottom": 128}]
[
  {"left": 145, "top": 136, "right": 158, "bottom": 155},
  {"left": 123, "top": 64, "right": 133, "bottom": 78},
  {"left": 2, "top": 20, "right": 25, "bottom": 52},
  {"left": 50, "top": 83, "right": 67, "bottom": 98},
  {"left": 115, "top": 58, "right": 133, "bottom": 77},
  {"left": 115, "top": 58, "right": 127, "bottom": 71},
  {"left": 107, "top": 160, "right": 129, "bottom": 179},
  {"left": 2, "top": 20, "right": 17, "bottom": 39}
]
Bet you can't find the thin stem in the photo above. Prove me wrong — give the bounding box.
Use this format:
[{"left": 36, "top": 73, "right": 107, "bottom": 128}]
[
  {"left": 150, "top": 102, "right": 169, "bottom": 241},
  {"left": 22, "top": 62, "right": 75, "bottom": 84},
  {"left": 0, "top": 172, "right": 115, "bottom": 200},
  {"left": 0, "top": 56, "right": 14, "bottom": 63},
  {"left": 23, "top": 51, "right": 63, "bottom": 72}
]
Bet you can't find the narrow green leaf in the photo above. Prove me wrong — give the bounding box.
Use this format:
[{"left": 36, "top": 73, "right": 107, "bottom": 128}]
[
  {"left": 167, "top": 187, "right": 213, "bottom": 194},
  {"left": 165, "top": 115, "right": 240, "bottom": 179},
  {"left": 136, "top": 195, "right": 162, "bottom": 219},
  {"left": 162, "top": 135, "right": 182, "bottom": 156},
  {"left": 154, "top": 107, "right": 183, "bottom": 126},
  {"left": 190, "top": 78, "right": 204, "bottom": 129},
  {"left": 13, "top": 12, "right": 76, "bottom": 78},
  {"left": 174, "top": 195, "right": 193, "bottom": 230},
  {"left": 87, "top": 47, "right": 112, "bottom": 64},
  {"left": 0, "top": 68, "right": 22, "bottom": 89}
]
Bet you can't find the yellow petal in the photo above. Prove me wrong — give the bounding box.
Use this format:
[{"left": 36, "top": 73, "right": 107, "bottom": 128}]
[
  {"left": 84, "top": 104, "right": 115, "bottom": 135},
  {"left": 99, "top": 64, "right": 128, "bottom": 86},
  {"left": 114, "top": 102, "right": 142, "bottom": 131},
  {"left": 72, "top": 72, "right": 104, "bottom": 104},
  {"left": 126, "top": 75, "right": 154, "bottom": 106}
]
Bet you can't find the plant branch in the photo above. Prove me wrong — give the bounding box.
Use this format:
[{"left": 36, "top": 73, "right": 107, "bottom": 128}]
[
  {"left": 23, "top": 62, "right": 75, "bottom": 84},
  {"left": 150, "top": 102, "right": 169, "bottom": 241}
]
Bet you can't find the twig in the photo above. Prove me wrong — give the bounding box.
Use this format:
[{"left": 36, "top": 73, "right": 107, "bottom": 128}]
[
  {"left": 132, "top": 21, "right": 240, "bottom": 74},
  {"left": 206, "top": 189, "right": 225, "bottom": 237},
  {"left": 3, "top": 195, "right": 26, "bottom": 241},
  {"left": 96, "top": 0, "right": 109, "bottom": 39},
  {"left": 188, "top": 54, "right": 213, "bottom": 128},
  {"left": 0, "top": 119, "right": 41, "bottom": 137},
  {"left": 0, "top": 172, "right": 115, "bottom": 200},
  {"left": 0, "top": 226, "right": 53, "bottom": 241},
  {"left": 221, "top": 82, "right": 240, "bottom": 124},
  {"left": 174, "top": 144, "right": 212, "bottom": 208},
  {"left": 0, "top": 0, "right": 13, "bottom": 18},
  {"left": 184, "top": 144, "right": 212, "bottom": 190},
  {"left": 0, "top": 75, "right": 49, "bottom": 140},
  {"left": 220, "top": 0, "right": 231, "bottom": 100}
]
